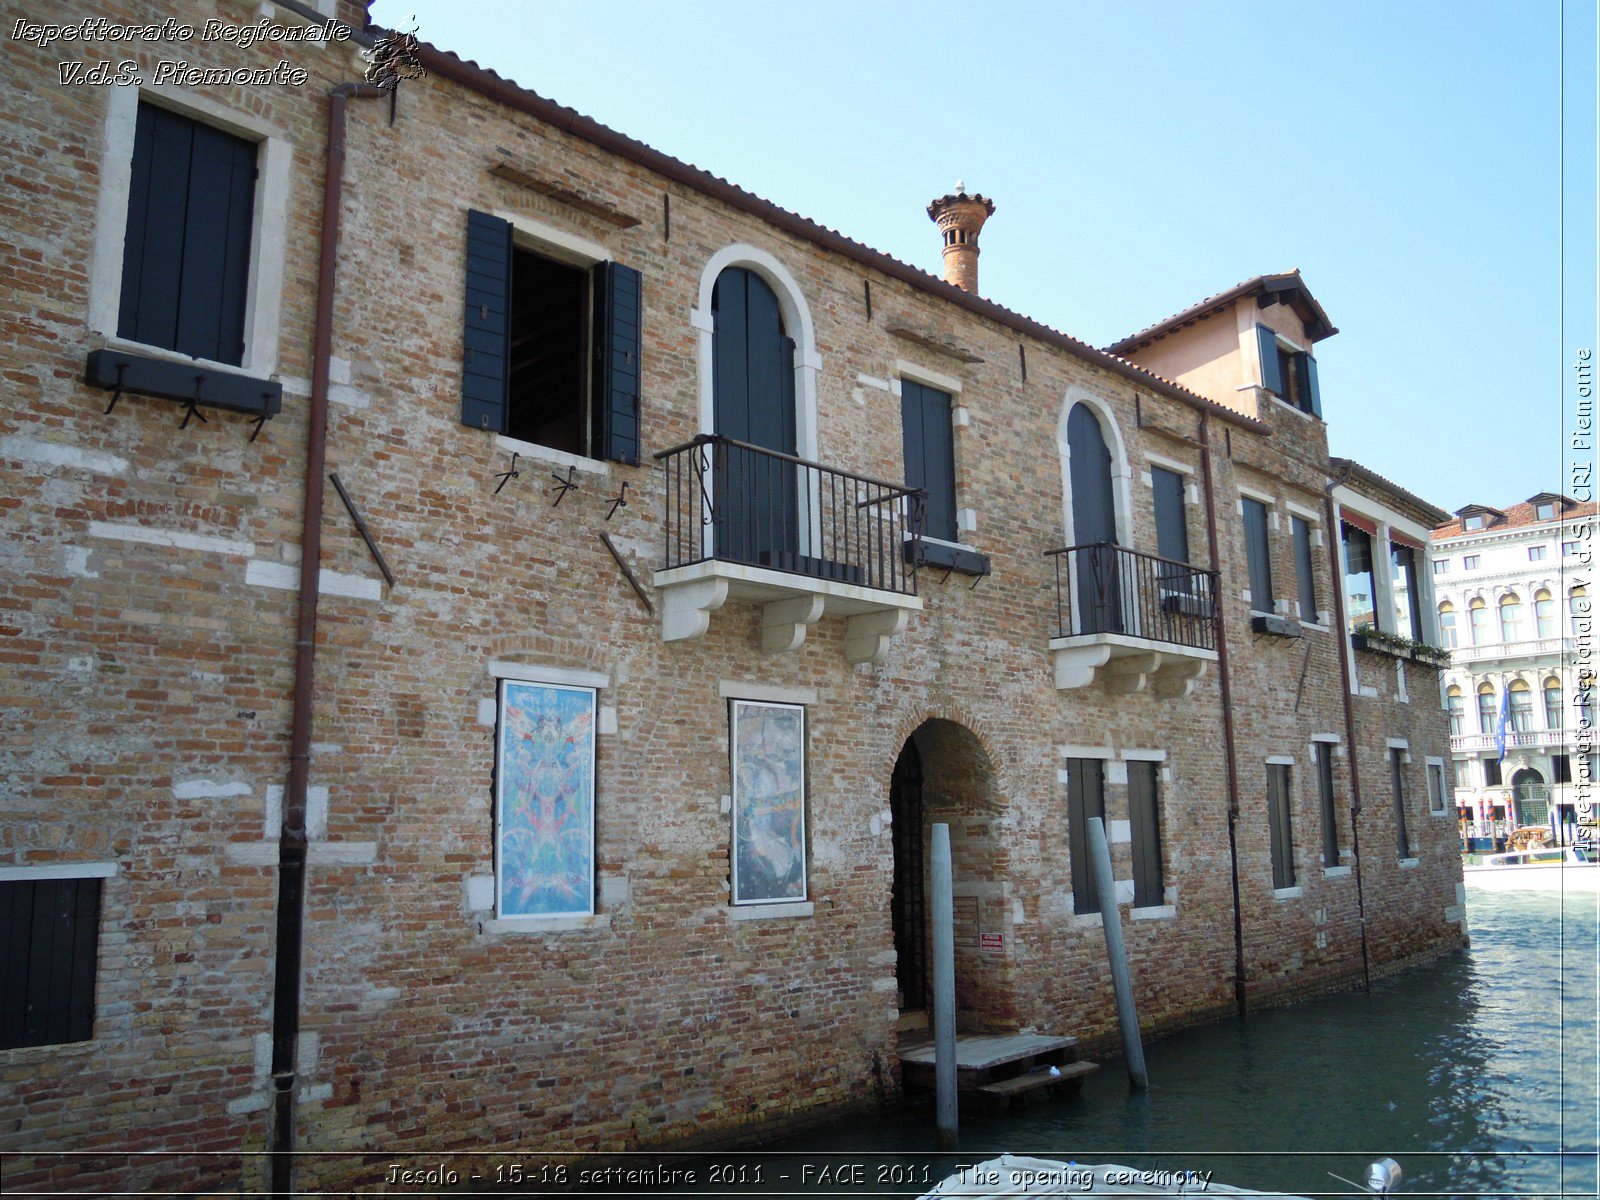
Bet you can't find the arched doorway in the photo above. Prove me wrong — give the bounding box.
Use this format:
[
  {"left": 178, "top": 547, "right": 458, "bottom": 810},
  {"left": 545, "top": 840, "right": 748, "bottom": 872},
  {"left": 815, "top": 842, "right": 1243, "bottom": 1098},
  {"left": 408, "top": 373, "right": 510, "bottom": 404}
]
[
  {"left": 1065, "top": 402, "right": 1121, "bottom": 634},
  {"left": 889, "top": 719, "right": 1007, "bottom": 1032},
  {"left": 1511, "top": 767, "right": 1548, "bottom": 829}
]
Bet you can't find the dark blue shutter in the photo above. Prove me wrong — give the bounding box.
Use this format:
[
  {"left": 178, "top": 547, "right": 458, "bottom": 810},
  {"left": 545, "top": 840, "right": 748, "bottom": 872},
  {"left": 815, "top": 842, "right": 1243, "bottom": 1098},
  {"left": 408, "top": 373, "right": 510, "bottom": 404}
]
[
  {"left": 1255, "top": 324, "right": 1283, "bottom": 395},
  {"left": 1128, "top": 761, "right": 1163, "bottom": 908},
  {"left": 461, "top": 210, "right": 512, "bottom": 432},
  {"left": 1152, "top": 467, "right": 1190, "bottom": 564},
  {"left": 117, "top": 104, "right": 255, "bottom": 365},
  {"left": 1242, "top": 497, "right": 1274, "bottom": 608},
  {"left": 1301, "top": 353, "right": 1322, "bottom": 418},
  {"left": 1, "top": 878, "right": 100, "bottom": 1050},
  {"left": 592, "top": 261, "right": 642, "bottom": 465},
  {"left": 901, "top": 381, "right": 956, "bottom": 542},
  {"left": 1292, "top": 515, "right": 1317, "bottom": 619},
  {"left": 1065, "top": 759, "right": 1105, "bottom": 914}
]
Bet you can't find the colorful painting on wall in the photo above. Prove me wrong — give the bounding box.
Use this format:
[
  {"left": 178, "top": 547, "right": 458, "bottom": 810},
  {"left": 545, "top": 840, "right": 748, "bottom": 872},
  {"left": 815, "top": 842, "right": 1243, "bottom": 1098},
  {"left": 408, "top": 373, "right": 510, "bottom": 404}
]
[
  {"left": 730, "top": 700, "right": 807, "bottom": 904},
  {"left": 495, "top": 681, "right": 596, "bottom": 918}
]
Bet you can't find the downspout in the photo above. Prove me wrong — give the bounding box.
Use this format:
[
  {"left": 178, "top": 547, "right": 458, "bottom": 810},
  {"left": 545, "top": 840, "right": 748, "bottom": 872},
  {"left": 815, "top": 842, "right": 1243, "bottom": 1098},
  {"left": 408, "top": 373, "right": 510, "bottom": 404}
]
[
  {"left": 1323, "top": 470, "right": 1373, "bottom": 993},
  {"left": 270, "top": 80, "right": 386, "bottom": 1199},
  {"left": 1197, "top": 412, "right": 1248, "bottom": 1020}
]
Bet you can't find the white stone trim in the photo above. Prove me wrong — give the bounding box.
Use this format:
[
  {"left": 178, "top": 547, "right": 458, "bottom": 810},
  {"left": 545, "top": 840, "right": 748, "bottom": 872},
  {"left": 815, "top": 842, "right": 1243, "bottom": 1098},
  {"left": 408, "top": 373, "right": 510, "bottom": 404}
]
[
  {"left": 0, "top": 862, "right": 119, "bottom": 881},
  {"left": 482, "top": 914, "right": 614, "bottom": 934},
  {"left": 1058, "top": 745, "right": 1116, "bottom": 760},
  {"left": 1238, "top": 484, "right": 1277, "bottom": 508},
  {"left": 88, "top": 84, "right": 291, "bottom": 379},
  {"left": 1121, "top": 748, "right": 1167, "bottom": 762},
  {"left": 173, "top": 779, "right": 252, "bottom": 800},
  {"left": 1310, "top": 733, "right": 1342, "bottom": 743},
  {"left": 1131, "top": 904, "right": 1175, "bottom": 920},
  {"left": 895, "top": 359, "right": 964, "bottom": 395},
  {"left": 1322, "top": 865, "right": 1353, "bottom": 878},
  {"left": 1273, "top": 886, "right": 1304, "bottom": 899},
  {"left": 245, "top": 560, "right": 383, "bottom": 600},
  {"left": 1057, "top": 385, "right": 1134, "bottom": 549},
  {"left": 1265, "top": 754, "right": 1296, "bottom": 766},
  {"left": 0, "top": 436, "right": 128, "bottom": 477},
  {"left": 717, "top": 680, "right": 817, "bottom": 705},
  {"left": 692, "top": 243, "right": 820, "bottom": 463},
  {"left": 491, "top": 208, "right": 610, "bottom": 266},
  {"left": 1285, "top": 500, "right": 1322, "bottom": 524},
  {"left": 856, "top": 372, "right": 891, "bottom": 391},
  {"left": 88, "top": 521, "right": 253, "bottom": 558},
  {"left": 1399, "top": 857, "right": 1421, "bottom": 869},
  {"left": 487, "top": 662, "right": 610, "bottom": 689},
  {"left": 725, "top": 900, "right": 814, "bottom": 921},
  {"left": 1144, "top": 451, "right": 1196, "bottom": 477},
  {"left": 493, "top": 434, "right": 611, "bottom": 477}
]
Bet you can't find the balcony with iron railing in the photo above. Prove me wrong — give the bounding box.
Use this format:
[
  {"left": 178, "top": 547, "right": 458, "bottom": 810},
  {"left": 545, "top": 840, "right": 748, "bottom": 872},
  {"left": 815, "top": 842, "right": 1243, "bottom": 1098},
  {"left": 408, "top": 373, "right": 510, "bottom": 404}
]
[
  {"left": 1044, "top": 542, "right": 1219, "bottom": 698},
  {"left": 653, "top": 435, "right": 925, "bottom": 663}
]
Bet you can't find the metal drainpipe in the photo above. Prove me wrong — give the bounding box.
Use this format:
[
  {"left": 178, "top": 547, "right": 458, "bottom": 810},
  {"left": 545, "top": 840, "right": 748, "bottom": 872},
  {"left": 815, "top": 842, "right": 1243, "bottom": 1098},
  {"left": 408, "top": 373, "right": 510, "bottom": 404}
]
[
  {"left": 270, "top": 80, "right": 386, "bottom": 1199},
  {"left": 1197, "top": 411, "right": 1248, "bottom": 1020},
  {"left": 1323, "top": 472, "right": 1373, "bottom": 993}
]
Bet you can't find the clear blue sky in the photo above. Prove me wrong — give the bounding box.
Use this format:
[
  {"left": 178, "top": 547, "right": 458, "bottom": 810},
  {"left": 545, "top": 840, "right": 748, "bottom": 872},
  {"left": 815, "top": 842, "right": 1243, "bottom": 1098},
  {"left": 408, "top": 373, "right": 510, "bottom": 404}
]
[{"left": 371, "top": 1, "right": 1596, "bottom": 517}]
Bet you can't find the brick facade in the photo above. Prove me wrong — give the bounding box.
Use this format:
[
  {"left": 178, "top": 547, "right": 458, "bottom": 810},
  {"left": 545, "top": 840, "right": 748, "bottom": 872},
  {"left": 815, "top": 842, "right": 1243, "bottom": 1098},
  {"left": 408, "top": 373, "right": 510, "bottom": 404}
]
[{"left": 0, "top": 4, "right": 1465, "bottom": 1191}]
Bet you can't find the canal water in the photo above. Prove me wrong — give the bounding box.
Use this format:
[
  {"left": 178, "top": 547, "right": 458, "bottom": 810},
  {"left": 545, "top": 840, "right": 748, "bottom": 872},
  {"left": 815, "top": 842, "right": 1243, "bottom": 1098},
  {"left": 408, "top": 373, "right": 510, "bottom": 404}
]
[{"left": 737, "top": 888, "right": 1597, "bottom": 1198}]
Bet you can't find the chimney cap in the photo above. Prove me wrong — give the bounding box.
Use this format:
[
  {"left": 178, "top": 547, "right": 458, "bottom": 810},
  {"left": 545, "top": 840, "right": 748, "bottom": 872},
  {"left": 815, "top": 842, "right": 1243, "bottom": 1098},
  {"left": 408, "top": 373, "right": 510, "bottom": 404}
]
[{"left": 927, "top": 186, "right": 995, "bottom": 221}]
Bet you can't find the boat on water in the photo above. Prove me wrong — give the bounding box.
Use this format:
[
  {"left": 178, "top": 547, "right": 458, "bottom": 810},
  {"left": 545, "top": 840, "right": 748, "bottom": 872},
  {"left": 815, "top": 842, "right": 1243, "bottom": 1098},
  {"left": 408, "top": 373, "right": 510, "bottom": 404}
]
[
  {"left": 919, "top": 1154, "right": 1402, "bottom": 1199},
  {"left": 1461, "top": 845, "right": 1599, "bottom": 892}
]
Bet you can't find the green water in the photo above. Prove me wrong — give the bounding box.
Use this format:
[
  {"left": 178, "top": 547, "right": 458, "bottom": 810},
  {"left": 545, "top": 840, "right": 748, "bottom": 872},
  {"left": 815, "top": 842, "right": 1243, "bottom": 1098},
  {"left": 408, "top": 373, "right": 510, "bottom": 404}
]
[{"left": 739, "top": 889, "right": 1598, "bottom": 1199}]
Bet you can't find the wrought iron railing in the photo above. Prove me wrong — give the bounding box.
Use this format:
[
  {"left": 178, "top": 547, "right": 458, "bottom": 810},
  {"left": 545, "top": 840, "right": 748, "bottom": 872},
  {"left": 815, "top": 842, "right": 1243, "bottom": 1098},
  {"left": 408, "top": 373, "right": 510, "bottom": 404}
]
[
  {"left": 656, "top": 434, "right": 925, "bottom": 596},
  {"left": 1045, "top": 542, "right": 1219, "bottom": 651}
]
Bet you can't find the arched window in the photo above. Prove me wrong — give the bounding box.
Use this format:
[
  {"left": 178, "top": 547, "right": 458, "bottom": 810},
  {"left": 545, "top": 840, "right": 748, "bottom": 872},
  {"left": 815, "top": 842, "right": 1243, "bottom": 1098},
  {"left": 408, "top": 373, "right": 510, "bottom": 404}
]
[
  {"left": 711, "top": 266, "right": 796, "bottom": 566},
  {"left": 1499, "top": 593, "right": 1523, "bottom": 643},
  {"left": 1571, "top": 585, "right": 1589, "bottom": 637},
  {"left": 1065, "top": 402, "right": 1123, "bottom": 634},
  {"left": 1438, "top": 602, "right": 1457, "bottom": 649},
  {"left": 1446, "top": 686, "right": 1464, "bottom": 736},
  {"left": 1544, "top": 677, "right": 1564, "bottom": 730},
  {"left": 1468, "top": 598, "right": 1490, "bottom": 645},
  {"left": 1508, "top": 680, "right": 1533, "bottom": 733},
  {"left": 1534, "top": 589, "right": 1556, "bottom": 639},
  {"left": 1477, "top": 683, "right": 1498, "bottom": 734}
]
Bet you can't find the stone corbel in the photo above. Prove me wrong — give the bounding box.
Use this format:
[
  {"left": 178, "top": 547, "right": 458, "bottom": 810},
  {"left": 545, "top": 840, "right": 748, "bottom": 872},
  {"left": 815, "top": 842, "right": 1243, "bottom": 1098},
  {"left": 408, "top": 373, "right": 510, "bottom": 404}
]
[
  {"left": 761, "top": 595, "right": 825, "bottom": 654},
  {"left": 1103, "top": 651, "right": 1162, "bottom": 695},
  {"left": 843, "top": 609, "right": 910, "bottom": 665},
  {"left": 660, "top": 576, "right": 728, "bottom": 642},
  {"left": 1051, "top": 642, "right": 1112, "bottom": 690},
  {"left": 1151, "top": 656, "right": 1207, "bottom": 699}
]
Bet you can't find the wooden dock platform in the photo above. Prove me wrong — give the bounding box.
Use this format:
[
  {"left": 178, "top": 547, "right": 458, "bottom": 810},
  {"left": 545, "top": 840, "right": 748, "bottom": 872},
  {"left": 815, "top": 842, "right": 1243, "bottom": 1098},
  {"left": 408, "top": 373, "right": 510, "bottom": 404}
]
[{"left": 899, "top": 1032, "right": 1099, "bottom": 1105}]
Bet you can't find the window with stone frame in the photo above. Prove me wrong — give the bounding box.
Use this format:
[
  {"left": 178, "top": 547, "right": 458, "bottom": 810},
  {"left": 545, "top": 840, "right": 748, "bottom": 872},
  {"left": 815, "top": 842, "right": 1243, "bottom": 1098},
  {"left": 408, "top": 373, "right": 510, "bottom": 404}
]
[
  {"left": 1266, "top": 762, "right": 1296, "bottom": 889},
  {"left": 1, "top": 875, "right": 103, "bottom": 1050}
]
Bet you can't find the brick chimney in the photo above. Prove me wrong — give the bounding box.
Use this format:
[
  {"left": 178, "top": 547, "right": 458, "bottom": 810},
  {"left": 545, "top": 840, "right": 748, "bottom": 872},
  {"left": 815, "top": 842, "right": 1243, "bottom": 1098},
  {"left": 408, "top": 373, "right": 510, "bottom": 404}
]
[{"left": 927, "top": 181, "right": 995, "bottom": 294}]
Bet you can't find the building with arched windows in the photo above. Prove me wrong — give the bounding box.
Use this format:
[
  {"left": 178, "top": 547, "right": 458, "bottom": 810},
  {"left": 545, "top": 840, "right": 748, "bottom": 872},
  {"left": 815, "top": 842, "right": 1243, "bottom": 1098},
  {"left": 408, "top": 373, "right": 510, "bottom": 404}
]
[
  {"left": 0, "top": 4, "right": 1464, "bottom": 1191},
  {"left": 1432, "top": 495, "right": 1598, "bottom": 843}
]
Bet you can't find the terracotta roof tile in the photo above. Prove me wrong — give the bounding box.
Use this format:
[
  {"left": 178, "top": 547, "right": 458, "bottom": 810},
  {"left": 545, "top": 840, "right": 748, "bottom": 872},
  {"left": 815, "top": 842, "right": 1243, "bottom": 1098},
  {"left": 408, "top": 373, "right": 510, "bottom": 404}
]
[{"left": 1433, "top": 495, "right": 1600, "bottom": 538}]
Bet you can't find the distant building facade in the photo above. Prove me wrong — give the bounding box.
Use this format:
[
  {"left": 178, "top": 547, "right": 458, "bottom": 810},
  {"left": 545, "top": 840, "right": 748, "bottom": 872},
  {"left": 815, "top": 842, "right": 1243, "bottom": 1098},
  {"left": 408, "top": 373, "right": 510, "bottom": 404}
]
[{"left": 1432, "top": 495, "right": 1598, "bottom": 843}]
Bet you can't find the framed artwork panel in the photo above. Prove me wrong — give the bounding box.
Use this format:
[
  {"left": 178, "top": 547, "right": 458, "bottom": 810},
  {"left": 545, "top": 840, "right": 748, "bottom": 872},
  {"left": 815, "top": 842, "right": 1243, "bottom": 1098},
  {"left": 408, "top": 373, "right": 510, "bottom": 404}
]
[
  {"left": 730, "top": 700, "right": 807, "bottom": 905},
  {"left": 495, "top": 680, "right": 597, "bottom": 918}
]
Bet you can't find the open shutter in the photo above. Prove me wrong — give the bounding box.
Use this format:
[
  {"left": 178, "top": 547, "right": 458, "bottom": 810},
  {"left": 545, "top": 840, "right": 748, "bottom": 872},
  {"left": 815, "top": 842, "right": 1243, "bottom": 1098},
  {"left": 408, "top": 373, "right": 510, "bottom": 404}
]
[
  {"left": 1255, "top": 324, "right": 1283, "bottom": 395},
  {"left": 461, "top": 210, "right": 512, "bottom": 432},
  {"left": 592, "top": 261, "right": 642, "bottom": 465},
  {"left": 1298, "top": 353, "right": 1322, "bottom": 418},
  {"left": 901, "top": 381, "right": 956, "bottom": 542}
]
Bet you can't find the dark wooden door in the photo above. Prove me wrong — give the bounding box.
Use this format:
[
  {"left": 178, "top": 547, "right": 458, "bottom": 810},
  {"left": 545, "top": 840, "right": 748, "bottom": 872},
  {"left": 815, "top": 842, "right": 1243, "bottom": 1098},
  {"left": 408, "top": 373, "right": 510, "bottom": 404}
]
[
  {"left": 890, "top": 740, "right": 927, "bottom": 1013},
  {"left": 1067, "top": 404, "right": 1121, "bottom": 633},
  {"left": 712, "top": 267, "right": 798, "bottom": 568}
]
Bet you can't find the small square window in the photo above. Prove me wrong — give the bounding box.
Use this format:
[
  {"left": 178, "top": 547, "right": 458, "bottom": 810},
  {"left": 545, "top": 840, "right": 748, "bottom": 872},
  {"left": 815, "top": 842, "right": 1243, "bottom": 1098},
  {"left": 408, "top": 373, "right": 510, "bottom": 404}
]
[
  {"left": 1463, "top": 515, "right": 1484, "bottom": 531},
  {"left": 2, "top": 877, "right": 102, "bottom": 1049},
  {"left": 1463, "top": 555, "right": 1481, "bottom": 570},
  {"left": 1432, "top": 559, "right": 1449, "bottom": 575},
  {"left": 1535, "top": 502, "right": 1556, "bottom": 520},
  {"left": 1564, "top": 541, "right": 1580, "bottom": 557},
  {"left": 1529, "top": 545, "right": 1548, "bottom": 561}
]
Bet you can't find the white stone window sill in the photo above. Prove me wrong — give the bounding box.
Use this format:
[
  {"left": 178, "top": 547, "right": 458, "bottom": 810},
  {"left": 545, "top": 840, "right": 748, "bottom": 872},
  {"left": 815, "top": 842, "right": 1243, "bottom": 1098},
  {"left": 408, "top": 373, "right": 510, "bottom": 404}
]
[
  {"left": 493, "top": 434, "right": 611, "bottom": 477},
  {"left": 1268, "top": 393, "right": 1318, "bottom": 422},
  {"left": 1273, "top": 886, "right": 1304, "bottom": 899},
  {"left": 0, "top": 1037, "right": 100, "bottom": 1063},
  {"left": 481, "top": 913, "right": 612, "bottom": 934},
  {"left": 1131, "top": 904, "right": 1175, "bottom": 920},
  {"left": 726, "top": 900, "right": 813, "bottom": 921},
  {"left": 1399, "top": 857, "right": 1420, "bottom": 869},
  {"left": 1428, "top": 808, "right": 1449, "bottom": 818},
  {"left": 95, "top": 332, "right": 266, "bottom": 381},
  {"left": 1322, "top": 865, "right": 1352, "bottom": 878},
  {"left": 1299, "top": 621, "right": 1330, "bottom": 633},
  {"left": 1072, "top": 910, "right": 1105, "bottom": 927}
]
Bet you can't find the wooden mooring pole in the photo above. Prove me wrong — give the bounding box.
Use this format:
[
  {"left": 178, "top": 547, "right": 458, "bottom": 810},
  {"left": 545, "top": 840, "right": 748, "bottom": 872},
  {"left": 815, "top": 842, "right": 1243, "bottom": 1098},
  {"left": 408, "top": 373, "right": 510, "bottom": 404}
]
[
  {"left": 1088, "top": 816, "right": 1148, "bottom": 1090},
  {"left": 930, "top": 822, "right": 958, "bottom": 1148}
]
